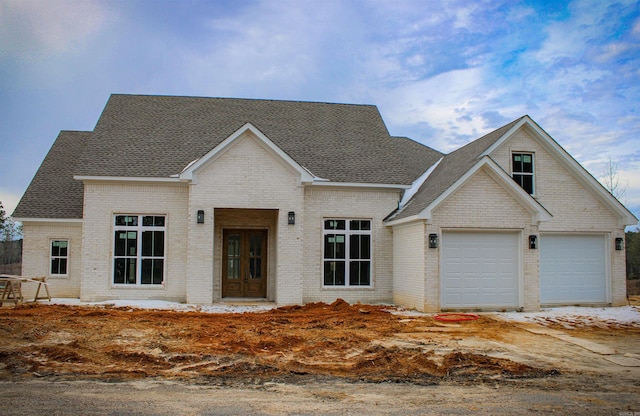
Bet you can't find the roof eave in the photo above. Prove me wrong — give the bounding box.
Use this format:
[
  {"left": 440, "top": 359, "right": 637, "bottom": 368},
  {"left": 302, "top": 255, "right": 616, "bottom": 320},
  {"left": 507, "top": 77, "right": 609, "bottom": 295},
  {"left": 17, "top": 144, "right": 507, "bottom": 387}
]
[
  {"left": 74, "top": 176, "right": 183, "bottom": 183},
  {"left": 384, "top": 214, "right": 424, "bottom": 227},
  {"left": 14, "top": 218, "right": 83, "bottom": 223},
  {"left": 310, "top": 181, "right": 410, "bottom": 190}
]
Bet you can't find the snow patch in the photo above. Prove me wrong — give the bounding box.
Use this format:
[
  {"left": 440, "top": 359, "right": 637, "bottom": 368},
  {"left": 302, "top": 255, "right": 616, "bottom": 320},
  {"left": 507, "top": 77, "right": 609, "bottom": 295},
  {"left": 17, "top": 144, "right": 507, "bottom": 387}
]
[
  {"left": 47, "top": 298, "right": 276, "bottom": 314},
  {"left": 499, "top": 306, "right": 640, "bottom": 329}
]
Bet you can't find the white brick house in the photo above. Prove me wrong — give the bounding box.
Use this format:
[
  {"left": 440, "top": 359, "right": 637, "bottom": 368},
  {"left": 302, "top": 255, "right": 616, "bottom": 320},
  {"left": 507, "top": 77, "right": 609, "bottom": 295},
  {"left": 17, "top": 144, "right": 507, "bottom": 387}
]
[{"left": 14, "top": 95, "right": 637, "bottom": 311}]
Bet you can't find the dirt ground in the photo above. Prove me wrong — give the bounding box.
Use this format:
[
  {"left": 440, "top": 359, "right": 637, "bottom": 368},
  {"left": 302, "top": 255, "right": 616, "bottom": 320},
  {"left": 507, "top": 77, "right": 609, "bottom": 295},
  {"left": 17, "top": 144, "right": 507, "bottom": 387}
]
[{"left": 1, "top": 298, "right": 639, "bottom": 414}]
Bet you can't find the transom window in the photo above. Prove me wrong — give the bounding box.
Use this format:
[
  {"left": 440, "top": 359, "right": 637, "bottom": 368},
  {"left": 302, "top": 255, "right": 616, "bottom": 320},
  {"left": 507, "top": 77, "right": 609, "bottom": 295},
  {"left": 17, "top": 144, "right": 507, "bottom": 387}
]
[
  {"left": 323, "top": 219, "right": 372, "bottom": 287},
  {"left": 512, "top": 153, "right": 534, "bottom": 194},
  {"left": 50, "top": 240, "right": 68, "bottom": 275},
  {"left": 113, "top": 215, "right": 165, "bottom": 286}
]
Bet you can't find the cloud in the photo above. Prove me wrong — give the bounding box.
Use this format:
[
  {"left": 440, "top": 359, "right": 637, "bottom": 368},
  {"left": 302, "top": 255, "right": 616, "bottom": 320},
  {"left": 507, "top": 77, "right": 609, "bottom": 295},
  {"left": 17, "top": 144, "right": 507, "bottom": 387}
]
[
  {"left": 0, "top": 0, "right": 115, "bottom": 59},
  {"left": 168, "top": 0, "right": 367, "bottom": 99},
  {"left": 1, "top": 0, "right": 639, "bottom": 221}
]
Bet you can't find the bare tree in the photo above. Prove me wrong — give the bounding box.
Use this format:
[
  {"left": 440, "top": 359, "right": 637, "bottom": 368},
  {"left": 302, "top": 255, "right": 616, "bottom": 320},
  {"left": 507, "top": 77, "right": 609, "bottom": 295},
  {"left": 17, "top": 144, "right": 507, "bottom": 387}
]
[
  {"left": 0, "top": 201, "right": 8, "bottom": 241},
  {"left": 600, "top": 157, "right": 629, "bottom": 204}
]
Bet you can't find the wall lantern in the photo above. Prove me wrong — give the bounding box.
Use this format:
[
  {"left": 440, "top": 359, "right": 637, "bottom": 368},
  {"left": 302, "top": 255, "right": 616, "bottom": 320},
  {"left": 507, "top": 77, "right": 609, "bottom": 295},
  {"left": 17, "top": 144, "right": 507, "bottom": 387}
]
[
  {"left": 429, "top": 233, "right": 438, "bottom": 249},
  {"left": 529, "top": 235, "right": 538, "bottom": 250},
  {"left": 197, "top": 210, "right": 205, "bottom": 224},
  {"left": 288, "top": 211, "right": 295, "bottom": 225},
  {"left": 615, "top": 237, "right": 624, "bottom": 251}
]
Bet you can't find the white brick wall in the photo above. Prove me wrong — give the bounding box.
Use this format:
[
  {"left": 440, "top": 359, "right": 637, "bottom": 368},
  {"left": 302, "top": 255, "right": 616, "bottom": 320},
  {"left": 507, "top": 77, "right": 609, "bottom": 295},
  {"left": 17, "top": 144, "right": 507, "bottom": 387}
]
[
  {"left": 72, "top": 131, "right": 400, "bottom": 307},
  {"left": 80, "top": 182, "right": 189, "bottom": 302},
  {"left": 391, "top": 221, "right": 425, "bottom": 310},
  {"left": 21, "top": 221, "right": 83, "bottom": 299},
  {"left": 490, "top": 129, "right": 619, "bottom": 231},
  {"left": 186, "top": 131, "right": 305, "bottom": 305},
  {"left": 490, "top": 128, "right": 626, "bottom": 305},
  {"left": 35, "top": 123, "right": 626, "bottom": 309},
  {"left": 428, "top": 167, "right": 540, "bottom": 311},
  {"left": 302, "top": 187, "right": 400, "bottom": 305}
]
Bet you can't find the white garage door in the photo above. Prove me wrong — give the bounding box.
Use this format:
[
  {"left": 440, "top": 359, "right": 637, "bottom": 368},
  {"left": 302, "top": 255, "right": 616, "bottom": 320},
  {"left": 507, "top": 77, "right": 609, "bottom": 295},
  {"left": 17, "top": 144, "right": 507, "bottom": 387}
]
[
  {"left": 441, "top": 232, "right": 520, "bottom": 309},
  {"left": 540, "top": 234, "right": 607, "bottom": 304}
]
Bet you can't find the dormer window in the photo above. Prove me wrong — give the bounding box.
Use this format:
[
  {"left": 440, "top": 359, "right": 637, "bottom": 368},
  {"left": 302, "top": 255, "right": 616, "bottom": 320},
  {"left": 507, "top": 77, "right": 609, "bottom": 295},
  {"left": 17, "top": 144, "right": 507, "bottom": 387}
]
[{"left": 512, "top": 153, "right": 534, "bottom": 194}]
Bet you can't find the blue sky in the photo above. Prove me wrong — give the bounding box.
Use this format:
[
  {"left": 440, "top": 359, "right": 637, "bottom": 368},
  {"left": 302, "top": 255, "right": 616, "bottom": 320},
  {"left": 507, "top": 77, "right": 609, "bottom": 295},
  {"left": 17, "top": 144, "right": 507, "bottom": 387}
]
[{"left": 1, "top": 0, "right": 639, "bottom": 224}]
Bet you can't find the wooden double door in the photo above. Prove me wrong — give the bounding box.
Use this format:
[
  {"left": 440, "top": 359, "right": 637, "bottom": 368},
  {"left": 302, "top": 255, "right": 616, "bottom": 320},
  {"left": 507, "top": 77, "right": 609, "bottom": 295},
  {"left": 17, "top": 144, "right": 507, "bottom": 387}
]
[{"left": 222, "top": 229, "right": 268, "bottom": 298}]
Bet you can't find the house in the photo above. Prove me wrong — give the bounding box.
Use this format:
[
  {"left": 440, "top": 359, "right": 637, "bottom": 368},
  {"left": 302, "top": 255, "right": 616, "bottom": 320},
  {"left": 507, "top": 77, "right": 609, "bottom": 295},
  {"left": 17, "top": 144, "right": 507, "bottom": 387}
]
[{"left": 13, "top": 94, "right": 637, "bottom": 312}]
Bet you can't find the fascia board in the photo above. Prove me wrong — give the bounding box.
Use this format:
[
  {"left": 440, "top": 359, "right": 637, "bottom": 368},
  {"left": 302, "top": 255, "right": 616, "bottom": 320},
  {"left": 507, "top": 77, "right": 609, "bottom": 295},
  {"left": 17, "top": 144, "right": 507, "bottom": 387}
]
[
  {"left": 417, "top": 157, "right": 552, "bottom": 225},
  {"left": 14, "top": 218, "right": 83, "bottom": 223},
  {"left": 399, "top": 157, "right": 444, "bottom": 208},
  {"left": 74, "top": 176, "right": 182, "bottom": 183},
  {"left": 310, "top": 181, "right": 410, "bottom": 190},
  {"left": 483, "top": 117, "right": 637, "bottom": 226},
  {"left": 384, "top": 214, "right": 423, "bottom": 227},
  {"left": 527, "top": 126, "right": 637, "bottom": 226},
  {"left": 479, "top": 117, "right": 530, "bottom": 158},
  {"left": 179, "top": 123, "right": 315, "bottom": 184}
]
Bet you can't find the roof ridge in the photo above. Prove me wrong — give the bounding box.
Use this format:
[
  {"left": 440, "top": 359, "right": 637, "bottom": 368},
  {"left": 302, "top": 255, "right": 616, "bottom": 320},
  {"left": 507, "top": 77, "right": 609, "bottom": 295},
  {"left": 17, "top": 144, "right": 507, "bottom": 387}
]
[{"left": 108, "top": 93, "right": 378, "bottom": 109}]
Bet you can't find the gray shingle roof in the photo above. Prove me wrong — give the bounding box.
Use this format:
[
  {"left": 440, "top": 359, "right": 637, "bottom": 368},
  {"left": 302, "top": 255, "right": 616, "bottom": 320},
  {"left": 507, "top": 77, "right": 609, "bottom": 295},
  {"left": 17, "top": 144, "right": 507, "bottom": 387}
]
[
  {"left": 76, "top": 95, "right": 443, "bottom": 185},
  {"left": 388, "top": 116, "right": 525, "bottom": 221},
  {"left": 13, "top": 131, "right": 89, "bottom": 219},
  {"left": 17, "top": 95, "right": 445, "bottom": 220}
]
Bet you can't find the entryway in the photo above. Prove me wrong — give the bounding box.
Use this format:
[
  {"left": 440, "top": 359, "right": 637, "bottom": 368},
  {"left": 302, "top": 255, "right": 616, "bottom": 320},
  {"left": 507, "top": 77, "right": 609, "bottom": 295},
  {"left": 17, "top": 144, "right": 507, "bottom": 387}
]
[{"left": 222, "top": 229, "right": 268, "bottom": 298}]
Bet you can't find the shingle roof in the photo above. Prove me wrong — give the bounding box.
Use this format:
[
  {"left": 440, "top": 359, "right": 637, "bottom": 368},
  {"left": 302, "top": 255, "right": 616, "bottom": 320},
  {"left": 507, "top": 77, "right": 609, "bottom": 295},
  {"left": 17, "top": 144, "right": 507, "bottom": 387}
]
[
  {"left": 388, "top": 116, "right": 525, "bottom": 221},
  {"left": 76, "top": 94, "right": 443, "bottom": 185},
  {"left": 13, "top": 131, "right": 89, "bottom": 219},
  {"left": 16, "top": 95, "right": 445, "bottom": 220}
]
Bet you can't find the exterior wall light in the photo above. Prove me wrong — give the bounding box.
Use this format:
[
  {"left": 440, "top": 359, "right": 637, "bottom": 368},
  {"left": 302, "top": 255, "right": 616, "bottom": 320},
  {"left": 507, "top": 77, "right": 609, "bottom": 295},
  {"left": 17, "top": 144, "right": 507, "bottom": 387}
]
[
  {"left": 529, "top": 235, "right": 538, "bottom": 249},
  {"left": 615, "top": 237, "right": 624, "bottom": 251},
  {"left": 197, "top": 210, "right": 205, "bottom": 224},
  {"left": 429, "top": 233, "right": 438, "bottom": 249},
  {"left": 288, "top": 211, "right": 295, "bottom": 225}
]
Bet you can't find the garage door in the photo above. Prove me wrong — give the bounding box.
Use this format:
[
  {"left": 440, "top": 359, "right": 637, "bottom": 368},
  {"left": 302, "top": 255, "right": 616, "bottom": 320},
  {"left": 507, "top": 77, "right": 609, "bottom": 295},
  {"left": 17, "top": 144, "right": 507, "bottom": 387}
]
[
  {"left": 540, "top": 234, "right": 607, "bottom": 304},
  {"left": 441, "top": 232, "right": 520, "bottom": 309}
]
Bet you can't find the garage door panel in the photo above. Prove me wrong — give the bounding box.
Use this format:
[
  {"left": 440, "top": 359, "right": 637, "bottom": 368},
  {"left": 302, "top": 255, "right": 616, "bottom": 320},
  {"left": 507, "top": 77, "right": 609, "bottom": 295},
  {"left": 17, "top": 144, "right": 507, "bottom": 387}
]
[
  {"left": 442, "top": 232, "right": 520, "bottom": 308},
  {"left": 540, "top": 234, "right": 606, "bottom": 304}
]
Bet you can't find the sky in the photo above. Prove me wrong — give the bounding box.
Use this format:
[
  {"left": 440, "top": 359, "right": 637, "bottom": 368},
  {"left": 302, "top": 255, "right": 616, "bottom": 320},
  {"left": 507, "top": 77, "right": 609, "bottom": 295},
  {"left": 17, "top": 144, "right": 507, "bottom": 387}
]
[{"left": 1, "top": 0, "right": 639, "bottom": 225}]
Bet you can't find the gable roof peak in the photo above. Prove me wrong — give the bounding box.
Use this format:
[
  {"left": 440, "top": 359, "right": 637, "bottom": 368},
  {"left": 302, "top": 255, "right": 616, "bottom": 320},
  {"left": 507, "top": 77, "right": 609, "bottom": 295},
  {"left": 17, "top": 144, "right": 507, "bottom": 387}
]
[{"left": 76, "top": 94, "right": 441, "bottom": 185}]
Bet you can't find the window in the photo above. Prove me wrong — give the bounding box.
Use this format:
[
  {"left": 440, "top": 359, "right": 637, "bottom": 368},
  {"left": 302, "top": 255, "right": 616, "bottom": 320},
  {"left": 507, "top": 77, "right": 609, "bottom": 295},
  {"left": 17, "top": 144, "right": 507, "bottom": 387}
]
[
  {"left": 113, "top": 215, "right": 165, "bottom": 285},
  {"left": 50, "top": 240, "right": 68, "bottom": 275},
  {"left": 323, "top": 219, "right": 371, "bottom": 287},
  {"left": 512, "top": 153, "right": 534, "bottom": 194}
]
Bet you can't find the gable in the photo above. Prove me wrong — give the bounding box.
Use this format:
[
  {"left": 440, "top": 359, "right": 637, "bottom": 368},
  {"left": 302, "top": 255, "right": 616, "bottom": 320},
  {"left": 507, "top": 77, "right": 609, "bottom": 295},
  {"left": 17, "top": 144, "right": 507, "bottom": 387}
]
[
  {"left": 431, "top": 166, "right": 534, "bottom": 227},
  {"left": 488, "top": 120, "right": 636, "bottom": 228},
  {"left": 386, "top": 117, "right": 525, "bottom": 222},
  {"left": 73, "top": 94, "right": 441, "bottom": 185},
  {"left": 185, "top": 130, "right": 303, "bottom": 207},
  {"left": 387, "top": 156, "right": 551, "bottom": 226},
  {"left": 180, "top": 123, "right": 314, "bottom": 185}
]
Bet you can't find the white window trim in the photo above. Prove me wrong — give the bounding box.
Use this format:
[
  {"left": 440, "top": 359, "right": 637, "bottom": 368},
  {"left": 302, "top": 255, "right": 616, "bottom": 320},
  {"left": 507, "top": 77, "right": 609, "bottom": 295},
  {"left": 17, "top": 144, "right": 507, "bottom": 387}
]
[
  {"left": 49, "top": 239, "right": 69, "bottom": 277},
  {"left": 112, "top": 214, "right": 166, "bottom": 287},
  {"left": 512, "top": 152, "right": 535, "bottom": 195},
  {"left": 322, "top": 218, "right": 373, "bottom": 288}
]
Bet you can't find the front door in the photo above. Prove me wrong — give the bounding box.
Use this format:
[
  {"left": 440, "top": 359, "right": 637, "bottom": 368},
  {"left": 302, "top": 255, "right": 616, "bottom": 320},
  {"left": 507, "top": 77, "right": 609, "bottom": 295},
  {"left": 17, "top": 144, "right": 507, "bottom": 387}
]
[{"left": 222, "top": 229, "right": 268, "bottom": 298}]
